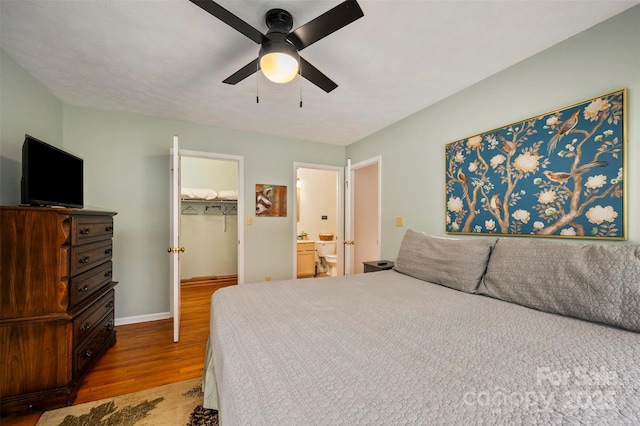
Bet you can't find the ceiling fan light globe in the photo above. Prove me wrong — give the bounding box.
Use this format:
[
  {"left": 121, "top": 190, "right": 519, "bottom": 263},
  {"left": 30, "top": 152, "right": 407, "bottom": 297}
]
[{"left": 260, "top": 53, "right": 299, "bottom": 84}]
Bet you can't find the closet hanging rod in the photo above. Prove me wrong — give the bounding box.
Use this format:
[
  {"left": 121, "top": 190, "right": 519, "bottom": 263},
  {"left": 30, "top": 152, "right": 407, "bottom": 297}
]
[
  {"left": 181, "top": 199, "right": 237, "bottom": 203},
  {"left": 204, "top": 205, "right": 223, "bottom": 215}
]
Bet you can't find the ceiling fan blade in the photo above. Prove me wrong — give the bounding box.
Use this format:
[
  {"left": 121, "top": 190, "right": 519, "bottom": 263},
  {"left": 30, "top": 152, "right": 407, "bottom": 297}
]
[
  {"left": 287, "top": 0, "right": 364, "bottom": 51},
  {"left": 299, "top": 57, "right": 338, "bottom": 93},
  {"left": 222, "top": 58, "right": 260, "bottom": 85},
  {"left": 189, "top": 0, "right": 265, "bottom": 44}
]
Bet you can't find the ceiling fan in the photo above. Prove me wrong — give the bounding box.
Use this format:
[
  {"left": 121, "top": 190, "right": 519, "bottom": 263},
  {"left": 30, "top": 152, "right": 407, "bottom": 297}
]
[{"left": 188, "top": 0, "right": 364, "bottom": 93}]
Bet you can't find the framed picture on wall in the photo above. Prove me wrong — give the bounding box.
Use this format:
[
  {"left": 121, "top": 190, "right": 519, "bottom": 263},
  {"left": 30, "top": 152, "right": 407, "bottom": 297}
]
[
  {"left": 445, "top": 89, "right": 626, "bottom": 240},
  {"left": 256, "top": 184, "right": 287, "bottom": 217}
]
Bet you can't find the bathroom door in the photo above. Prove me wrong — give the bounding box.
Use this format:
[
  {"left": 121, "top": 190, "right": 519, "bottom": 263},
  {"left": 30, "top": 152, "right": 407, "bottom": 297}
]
[{"left": 344, "top": 159, "right": 352, "bottom": 274}]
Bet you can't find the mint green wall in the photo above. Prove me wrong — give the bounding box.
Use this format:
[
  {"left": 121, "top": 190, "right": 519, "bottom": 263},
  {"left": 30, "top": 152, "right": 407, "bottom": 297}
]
[
  {"left": 62, "top": 106, "right": 345, "bottom": 320},
  {"left": 0, "top": 49, "right": 63, "bottom": 205},
  {"left": 347, "top": 6, "right": 640, "bottom": 258}
]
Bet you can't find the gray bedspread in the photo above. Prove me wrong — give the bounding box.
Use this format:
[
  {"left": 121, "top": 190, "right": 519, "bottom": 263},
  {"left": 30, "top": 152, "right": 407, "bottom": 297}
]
[{"left": 205, "top": 270, "right": 640, "bottom": 425}]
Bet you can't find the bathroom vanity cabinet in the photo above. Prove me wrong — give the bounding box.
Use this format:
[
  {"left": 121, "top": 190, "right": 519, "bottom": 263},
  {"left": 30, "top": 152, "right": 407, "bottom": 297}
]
[{"left": 297, "top": 241, "right": 316, "bottom": 278}]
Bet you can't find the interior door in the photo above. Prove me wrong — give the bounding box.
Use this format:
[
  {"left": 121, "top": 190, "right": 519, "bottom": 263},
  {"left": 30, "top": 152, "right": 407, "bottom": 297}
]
[
  {"left": 169, "top": 135, "right": 181, "bottom": 343},
  {"left": 353, "top": 161, "right": 381, "bottom": 273},
  {"left": 344, "top": 159, "right": 353, "bottom": 275},
  {"left": 348, "top": 157, "right": 381, "bottom": 274}
]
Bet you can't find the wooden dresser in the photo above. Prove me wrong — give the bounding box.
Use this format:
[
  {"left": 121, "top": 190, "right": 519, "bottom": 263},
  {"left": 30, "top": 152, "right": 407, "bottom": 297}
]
[{"left": 0, "top": 207, "right": 118, "bottom": 414}]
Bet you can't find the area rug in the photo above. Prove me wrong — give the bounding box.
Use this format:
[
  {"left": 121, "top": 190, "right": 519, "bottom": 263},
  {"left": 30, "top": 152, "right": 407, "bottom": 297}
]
[{"left": 36, "top": 378, "right": 218, "bottom": 426}]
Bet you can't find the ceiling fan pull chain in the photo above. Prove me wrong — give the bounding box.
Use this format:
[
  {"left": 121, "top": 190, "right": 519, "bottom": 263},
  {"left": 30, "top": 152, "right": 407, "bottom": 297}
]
[
  {"left": 256, "top": 63, "right": 260, "bottom": 104},
  {"left": 299, "top": 66, "right": 303, "bottom": 108}
]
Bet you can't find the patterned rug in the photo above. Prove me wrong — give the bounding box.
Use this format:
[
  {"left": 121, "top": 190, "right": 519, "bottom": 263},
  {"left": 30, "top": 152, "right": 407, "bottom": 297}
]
[{"left": 35, "top": 378, "right": 218, "bottom": 426}]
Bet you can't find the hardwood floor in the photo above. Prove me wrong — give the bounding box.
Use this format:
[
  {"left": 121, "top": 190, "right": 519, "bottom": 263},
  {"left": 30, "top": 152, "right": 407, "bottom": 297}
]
[{"left": 1, "top": 281, "right": 235, "bottom": 426}]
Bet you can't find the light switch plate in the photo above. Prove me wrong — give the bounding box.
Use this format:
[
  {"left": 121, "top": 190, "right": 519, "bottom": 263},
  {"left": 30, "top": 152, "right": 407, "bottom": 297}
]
[{"left": 395, "top": 216, "right": 404, "bottom": 227}]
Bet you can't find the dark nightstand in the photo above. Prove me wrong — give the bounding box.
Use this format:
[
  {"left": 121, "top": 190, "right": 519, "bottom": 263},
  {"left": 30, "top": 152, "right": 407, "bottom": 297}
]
[{"left": 363, "top": 260, "right": 394, "bottom": 273}]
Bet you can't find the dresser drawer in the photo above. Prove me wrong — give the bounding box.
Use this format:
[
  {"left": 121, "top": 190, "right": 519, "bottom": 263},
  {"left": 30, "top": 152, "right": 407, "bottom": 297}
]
[
  {"left": 74, "top": 312, "right": 115, "bottom": 376},
  {"left": 70, "top": 239, "right": 112, "bottom": 276},
  {"left": 73, "top": 290, "right": 114, "bottom": 344},
  {"left": 71, "top": 215, "right": 114, "bottom": 245},
  {"left": 69, "top": 261, "right": 113, "bottom": 308}
]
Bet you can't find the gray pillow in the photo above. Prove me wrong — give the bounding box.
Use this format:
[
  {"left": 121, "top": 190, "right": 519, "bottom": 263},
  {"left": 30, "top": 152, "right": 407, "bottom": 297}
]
[
  {"left": 394, "top": 230, "right": 496, "bottom": 293},
  {"left": 479, "top": 238, "right": 640, "bottom": 332}
]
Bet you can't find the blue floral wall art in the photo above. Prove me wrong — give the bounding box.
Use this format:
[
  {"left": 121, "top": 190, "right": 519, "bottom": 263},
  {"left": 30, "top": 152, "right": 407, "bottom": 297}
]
[{"left": 445, "top": 89, "right": 626, "bottom": 240}]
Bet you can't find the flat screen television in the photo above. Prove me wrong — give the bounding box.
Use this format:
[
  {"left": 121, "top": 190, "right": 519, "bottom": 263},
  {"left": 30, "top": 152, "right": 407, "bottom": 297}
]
[{"left": 21, "top": 134, "right": 84, "bottom": 208}]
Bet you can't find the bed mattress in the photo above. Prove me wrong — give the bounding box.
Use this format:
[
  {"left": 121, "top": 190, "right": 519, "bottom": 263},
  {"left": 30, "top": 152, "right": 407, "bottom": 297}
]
[{"left": 205, "top": 270, "right": 640, "bottom": 425}]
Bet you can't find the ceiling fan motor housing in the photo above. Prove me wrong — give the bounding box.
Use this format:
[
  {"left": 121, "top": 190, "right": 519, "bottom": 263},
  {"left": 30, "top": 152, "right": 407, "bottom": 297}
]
[
  {"left": 259, "top": 9, "right": 299, "bottom": 65},
  {"left": 265, "top": 9, "right": 293, "bottom": 34}
]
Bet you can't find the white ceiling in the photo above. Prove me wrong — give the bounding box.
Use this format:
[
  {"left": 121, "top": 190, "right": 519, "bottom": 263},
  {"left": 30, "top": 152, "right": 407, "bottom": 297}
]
[{"left": 1, "top": 0, "right": 637, "bottom": 145}]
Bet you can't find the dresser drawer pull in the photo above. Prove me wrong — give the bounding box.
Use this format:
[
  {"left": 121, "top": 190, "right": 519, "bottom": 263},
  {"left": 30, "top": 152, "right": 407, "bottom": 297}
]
[
  {"left": 79, "top": 285, "right": 89, "bottom": 293},
  {"left": 106, "top": 301, "right": 114, "bottom": 309},
  {"left": 105, "top": 226, "right": 113, "bottom": 232},
  {"left": 105, "top": 321, "right": 114, "bottom": 331},
  {"left": 104, "top": 248, "right": 113, "bottom": 255},
  {"left": 80, "top": 322, "right": 91, "bottom": 331},
  {"left": 79, "top": 256, "right": 90, "bottom": 264},
  {"left": 80, "top": 228, "right": 91, "bottom": 235},
  {"left": 105, "top": 271, "right": 113, "bottom": 278},
  {"left": 82, "top": 349, "right": 93, "bottom": 359}
]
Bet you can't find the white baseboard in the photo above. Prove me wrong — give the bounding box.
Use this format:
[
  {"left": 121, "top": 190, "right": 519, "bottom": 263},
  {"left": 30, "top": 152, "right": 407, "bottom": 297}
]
[{"left": 115, "top": 312, "right": 171, "bottom": 326}]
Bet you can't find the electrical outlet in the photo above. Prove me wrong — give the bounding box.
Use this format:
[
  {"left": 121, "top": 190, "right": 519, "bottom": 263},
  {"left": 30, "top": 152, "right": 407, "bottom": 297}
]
[
  {"left": 395, "top": 216, "right": 404, "bottom": 227},
  {"left": 265, "top": 276, "right": 271, "bottom": 281},
  {"left": 247, "top": 216, "right": 253, "bottom": 225}
]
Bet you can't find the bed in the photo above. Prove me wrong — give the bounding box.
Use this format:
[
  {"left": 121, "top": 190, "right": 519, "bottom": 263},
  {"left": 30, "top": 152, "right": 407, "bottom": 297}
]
[{"left": 203, "top": 231, "right": 640, "bottom": 425}]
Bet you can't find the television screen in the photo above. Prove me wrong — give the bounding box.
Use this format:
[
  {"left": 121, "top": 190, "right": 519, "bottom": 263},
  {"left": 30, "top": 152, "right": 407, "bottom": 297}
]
[{"left": 21, "top": 134, "right": 84, "bottom": 208}]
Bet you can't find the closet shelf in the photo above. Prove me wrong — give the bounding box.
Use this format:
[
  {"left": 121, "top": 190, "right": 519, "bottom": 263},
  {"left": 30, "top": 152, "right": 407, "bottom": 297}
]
[{"left": 181, "top": 199, "right": 237, "bottom": 203}]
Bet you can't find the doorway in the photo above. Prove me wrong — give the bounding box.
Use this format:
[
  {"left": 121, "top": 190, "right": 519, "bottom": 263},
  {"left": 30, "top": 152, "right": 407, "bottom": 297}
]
[
  {"left": 293, "top": 163, "right": 344, "bottom": 279},
  {"left": 180, "top": 156, "right": 239, "bottom": 285}
]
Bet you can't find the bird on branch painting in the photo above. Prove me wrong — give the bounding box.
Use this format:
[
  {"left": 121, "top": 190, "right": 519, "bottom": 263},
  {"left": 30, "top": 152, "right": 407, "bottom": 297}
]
[
  {"left": 497, "top": 133, "right": 516, "bottom": 156},
  {"left": 547, "top": 110, "right": 580, "bottom": 155},
  {"left": 489, "top": 194, "right": 502, "bottom": 215},
  {"left": 457, "top": 169, "right": 468, "bottom": 198},
  {"left": 543, "top": 160, "right": 608, "bottom": 183}
]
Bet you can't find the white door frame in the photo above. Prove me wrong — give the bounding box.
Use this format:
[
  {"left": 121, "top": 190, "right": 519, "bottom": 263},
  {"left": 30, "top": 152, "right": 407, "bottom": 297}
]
[
  {"left": 348, "top": 156, "right": 382, "bottom": 272},
  {"left": 292, "top": 163, "right": 344, "bottom": 279}
]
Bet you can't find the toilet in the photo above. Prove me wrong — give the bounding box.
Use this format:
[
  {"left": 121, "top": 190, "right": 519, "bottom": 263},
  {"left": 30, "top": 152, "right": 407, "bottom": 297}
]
[{"left": 316, "top": 241, "right": 338, "bottom": 277}]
